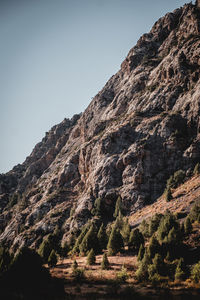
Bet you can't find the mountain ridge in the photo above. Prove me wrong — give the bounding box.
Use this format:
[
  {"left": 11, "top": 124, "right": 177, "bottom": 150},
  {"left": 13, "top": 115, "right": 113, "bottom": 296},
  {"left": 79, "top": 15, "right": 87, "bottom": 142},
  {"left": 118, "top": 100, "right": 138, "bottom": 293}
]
[{"left": 0, "top": 1, "right": 200, "bottom": 250}]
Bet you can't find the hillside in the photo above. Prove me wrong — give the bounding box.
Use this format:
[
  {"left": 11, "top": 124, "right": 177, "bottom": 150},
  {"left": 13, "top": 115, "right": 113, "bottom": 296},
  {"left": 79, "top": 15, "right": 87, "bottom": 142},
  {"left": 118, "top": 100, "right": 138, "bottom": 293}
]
[{"left": 0, "top": 1, "right": 200, "bottom": 251}]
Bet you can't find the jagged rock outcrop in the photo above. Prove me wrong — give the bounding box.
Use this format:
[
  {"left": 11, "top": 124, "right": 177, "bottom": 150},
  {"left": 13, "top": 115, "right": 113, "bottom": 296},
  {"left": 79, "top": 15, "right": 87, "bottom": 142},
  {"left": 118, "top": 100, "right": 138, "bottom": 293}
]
[{"left": 0, "top": 2, "right": 200, "bottom": 250}]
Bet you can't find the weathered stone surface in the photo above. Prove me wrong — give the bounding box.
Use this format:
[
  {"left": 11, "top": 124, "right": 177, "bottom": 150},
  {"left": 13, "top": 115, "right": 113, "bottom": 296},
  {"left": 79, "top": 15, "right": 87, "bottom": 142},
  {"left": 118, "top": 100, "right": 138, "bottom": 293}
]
[{"left": 0, "top": 2, "right": 200, "bottom": 249}]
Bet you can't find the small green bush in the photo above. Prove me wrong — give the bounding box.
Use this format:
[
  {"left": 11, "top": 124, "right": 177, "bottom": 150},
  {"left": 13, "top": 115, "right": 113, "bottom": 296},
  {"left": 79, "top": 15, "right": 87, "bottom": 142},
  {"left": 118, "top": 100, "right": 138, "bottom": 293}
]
[
  {"left": 191, "top": 261, "right": 200, "bottom": 283},
  {"left": 101, "top": 253, "right": 109, "bottom": 270},
  {"left": 116, "top": 265, "right": 129, "bottom": 282},
  {"left": 87, "top": 249, "right": 96, "bottom": 265}
]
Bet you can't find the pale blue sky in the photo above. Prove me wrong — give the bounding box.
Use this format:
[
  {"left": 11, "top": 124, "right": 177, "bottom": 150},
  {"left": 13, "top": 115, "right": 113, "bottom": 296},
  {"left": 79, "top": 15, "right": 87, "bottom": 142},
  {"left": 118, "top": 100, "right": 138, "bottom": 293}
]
[{"left": 0, "top": 0, "right": 188, "bottom": 173}]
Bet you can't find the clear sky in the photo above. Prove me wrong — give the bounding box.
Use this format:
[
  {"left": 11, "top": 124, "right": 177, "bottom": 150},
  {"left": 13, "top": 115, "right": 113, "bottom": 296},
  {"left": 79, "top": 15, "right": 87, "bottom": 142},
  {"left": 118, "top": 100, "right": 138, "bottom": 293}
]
[{"left": 0, "top": 0, "right": 189, "bottom": 173}]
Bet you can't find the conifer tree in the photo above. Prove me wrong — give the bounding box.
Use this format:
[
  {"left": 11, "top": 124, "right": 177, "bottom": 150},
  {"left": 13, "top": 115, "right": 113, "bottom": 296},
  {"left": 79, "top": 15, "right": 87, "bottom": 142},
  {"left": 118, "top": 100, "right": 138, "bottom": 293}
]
[
  {"left": 184, "top": 217, "right": 192, "bottom": 235},
  {"left": 121, "top": 218, "right": 131, "bottom": 245},
  {"left": 107, "top": 224, "right": 123, "bottom": 255},
  {"left": 97, "top": 224, "right": 108, "bottom": 252},
  {"left": 135, "top": 250, "right": 151, "bottom": 282},
  {"left": 148, "top": 235, "right": 160, "bottom": 259},
  {"left": 91, "top": 198, "right": 104, "bottom": 217},
  {"left": 165, "top": 187, "right": 173, "bottom": 202},
  {"left": 101, "top": 253, "right": 109, "bottom": 270},
  {"left": 137, "top": 244, "right": 145, "bottom": 261},
  {"left": 38, "top": 239, "right": 52, "bottom": 263},
  {"left": 113, "top": 196, "right": 123, "bottom": 218},
  {"left": 175, "top": 258, "right": 185, "bottom": 281},
  {"left": 47, "top": 250, "right": 57, "bottom": 268},
  {"left": 72, "top": 260, "right": 78, "bottom": 273},
  {"left": 191, "top": 261, "right": 200, "bottom": 283},
  {"left": 71, "top": 223, "right": 90, "bottom": 254},
  {"left": 193, "top": 163, "right": 200, "bottom": 175},
  {"left": 87, "top": 248, "right": 96, "bottom": 265},
  {"left": 79, "top": 224, "right": 98, "bottom": 255},
  {"left": 128, "top": 228, "right": 144, "bottom": 253}
]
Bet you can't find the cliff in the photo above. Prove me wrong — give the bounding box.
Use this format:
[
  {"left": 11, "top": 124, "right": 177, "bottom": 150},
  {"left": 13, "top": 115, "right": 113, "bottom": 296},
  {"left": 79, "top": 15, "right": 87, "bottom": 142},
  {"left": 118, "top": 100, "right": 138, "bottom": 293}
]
[{"left": 0, "top": 2, "right": 200, "bottom": 250}]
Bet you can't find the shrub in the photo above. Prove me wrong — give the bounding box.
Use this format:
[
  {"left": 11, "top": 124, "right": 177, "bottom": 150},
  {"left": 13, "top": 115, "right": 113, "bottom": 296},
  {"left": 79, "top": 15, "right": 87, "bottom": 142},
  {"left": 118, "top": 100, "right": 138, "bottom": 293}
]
[
  {"left": 116, "top": 265, "right": 129, "bottom": 282},
  {"left": 87, "top": 249, "right": 96, "bottom": 265},
  {"left": 191, "top": 261, "right": 200, "bottom": 283},
  {"left": 175, "top": 258, "right": 185, "bottom": 281},
  {"left": 72, "top": 260, "right": 78, "bottom": 273},
  {"left": 101, "top": 253, "right": 110, "bottom": 270}
]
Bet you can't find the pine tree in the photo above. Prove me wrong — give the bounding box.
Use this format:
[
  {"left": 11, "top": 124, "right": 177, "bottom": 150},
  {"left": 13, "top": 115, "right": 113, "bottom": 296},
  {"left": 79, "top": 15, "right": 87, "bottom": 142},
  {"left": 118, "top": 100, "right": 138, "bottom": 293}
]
[
  {"left": 191, "top": 261, "right": 200, "bottom": 283},
  {"left": 148, "top": 235, "right": 160, "bottom": 259},
  {"left": 87, "top": 249, "right": 96, "bottom": 265},
  {"left": 137, "top": 244, "right": 145, "bottom": 261},
  {"left": 72, "top": 260, "right": 78, "bottom": 273},
  {"left": 71, "top": 223, "right": 90, "bottom": 254},
  {"left": 135, "top": 250, "right": 151, "bottom": 282},
  {"left": 38, "top": 239, "right": 52, "bottom": 263},
  {"left": 184, "top": 217, "right": 192, "bottom": 235},
  {"left": 107, "top": 225, "right": 123, "bottom": 255},
  {"left": 79, "top": 224, "right": 98, "bottom": 255},
  {"left": 47, "top": 250, "right": 57, "bottom": 268},
  {"left": 165, "top": 187, "right": 173, "bottom": 202},
  {"left": 113, "top": 196, "right": 123, "bottom": 218},
  {"left": 101, "top": 253, "right": 109, "bottom": 270},
  {"left": 97, "top": 224, "right": 108, "bottom": 252},
  {"left": 121, "top": 218, "right": 131, "bottom": 246},
  {"left": 128, "top": 228, "right": 144, "bottom": 253},
  {"left": 175, "top": 258, "right": 185, "bottom": 281},
  {"left": 193, "top": 163, "right": 200, "bottom": 175},
  {"left": 91, "top": 198, "right": 104, "bottom": 217}
]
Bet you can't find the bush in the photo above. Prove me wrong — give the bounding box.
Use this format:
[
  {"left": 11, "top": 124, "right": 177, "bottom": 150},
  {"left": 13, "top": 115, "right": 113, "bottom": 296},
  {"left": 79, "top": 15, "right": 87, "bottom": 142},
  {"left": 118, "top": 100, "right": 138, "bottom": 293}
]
[
  {"left": 101, "top": 253, "right": 109, "bottom": 270},
  {"left": 175, "top": 258, "right": 186, "bottom": 281},
  {"left": 191, "top": 261, "right": 200, "bottom": 283},
  {"left": 87, "top": 249, "right": 96, "bottom": 265},
  {"left": 116, "top": 265, "right": 129, "bottom": 282},
  {"left": 72, "top": 260, "right": 78, "bottom": 273}
]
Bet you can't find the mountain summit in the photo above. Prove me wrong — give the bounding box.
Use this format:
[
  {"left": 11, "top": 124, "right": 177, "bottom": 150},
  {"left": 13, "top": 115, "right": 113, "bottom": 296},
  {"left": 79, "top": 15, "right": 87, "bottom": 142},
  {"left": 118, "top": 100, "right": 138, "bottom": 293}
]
[{"left": 0, "top": 2, "right": 200, "bottom": 250}]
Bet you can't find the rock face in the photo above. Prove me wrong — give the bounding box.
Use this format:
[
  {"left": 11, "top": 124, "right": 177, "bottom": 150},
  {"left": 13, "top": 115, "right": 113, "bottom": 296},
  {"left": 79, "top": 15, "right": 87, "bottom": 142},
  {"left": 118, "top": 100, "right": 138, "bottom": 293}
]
[{"left": 0, "top": 2, "right": 200, "bottom": 250}]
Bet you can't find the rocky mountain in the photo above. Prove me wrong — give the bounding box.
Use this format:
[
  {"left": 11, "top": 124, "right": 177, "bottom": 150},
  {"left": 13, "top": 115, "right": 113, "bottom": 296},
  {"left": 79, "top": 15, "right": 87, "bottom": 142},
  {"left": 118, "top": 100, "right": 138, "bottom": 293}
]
[{"left": 0, "top": 1, "right": 200, "bottom": 251}]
